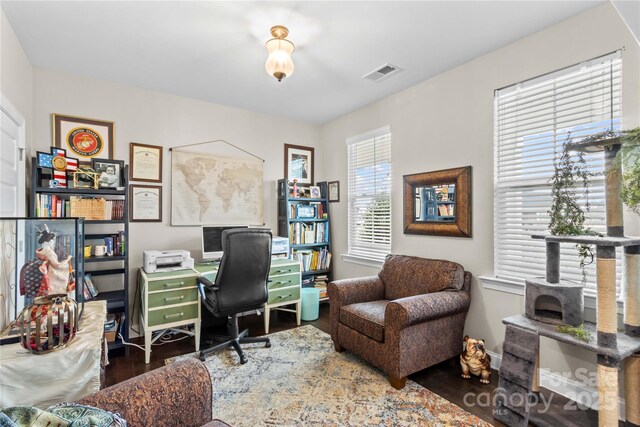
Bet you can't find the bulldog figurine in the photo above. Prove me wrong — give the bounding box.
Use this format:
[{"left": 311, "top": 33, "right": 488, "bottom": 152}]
[{"left": 460, "top": 335, "right": 491, "bottom": 384}]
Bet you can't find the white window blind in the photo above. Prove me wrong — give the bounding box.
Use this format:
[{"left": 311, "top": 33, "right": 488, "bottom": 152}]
[
  {"left": 494, "top": 51, "right": 622, "bottom": 297},
  {"left": 347, "top": 126, "right": 392, "bottom": 262}
]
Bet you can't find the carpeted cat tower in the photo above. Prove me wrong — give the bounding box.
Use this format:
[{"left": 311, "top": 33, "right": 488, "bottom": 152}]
[{"left": 495, "top": 139, "right": 640, "bottom": 427}]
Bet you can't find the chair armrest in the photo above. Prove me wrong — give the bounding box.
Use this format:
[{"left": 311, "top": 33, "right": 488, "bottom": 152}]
[
  {"left": 386, "top": 290, "right": 470, "bottom": 330},
  {"left": 76, "top": 359, "right": 212, "bottom": 427},
  {"left": 327, "top": 276, "right": 385, "bottom": 306}
]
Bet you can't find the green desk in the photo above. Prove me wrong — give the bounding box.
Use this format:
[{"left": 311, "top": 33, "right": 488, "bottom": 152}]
[{"left": 194, "top": 258, "right": 302, "bottom": 334}]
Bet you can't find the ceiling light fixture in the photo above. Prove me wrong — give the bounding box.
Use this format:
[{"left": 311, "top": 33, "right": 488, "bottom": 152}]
[{"left": 265, "top": 25, "right": 295, "bottom": 82}]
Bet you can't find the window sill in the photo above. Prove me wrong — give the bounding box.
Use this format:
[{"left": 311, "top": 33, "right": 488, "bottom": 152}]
[
  {"left": 341, "top": 254, "right": 384, "bottom": 269},
  {"left": 479, "top": 276, "right": 624, "bottom": 312}
]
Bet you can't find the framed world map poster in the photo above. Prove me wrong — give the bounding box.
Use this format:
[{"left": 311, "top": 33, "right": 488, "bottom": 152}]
[{"left": 171, "top": 150, "right": 264, "bottom": 226}]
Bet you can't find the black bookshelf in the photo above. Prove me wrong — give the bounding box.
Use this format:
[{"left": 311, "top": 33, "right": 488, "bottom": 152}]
[{"left": 31, "top": 158, "right": 130, "bottom": 354}]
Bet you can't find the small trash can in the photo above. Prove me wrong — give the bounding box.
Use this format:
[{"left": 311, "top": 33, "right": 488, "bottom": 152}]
[{"left": 301, "top": 287, "right": 320, "bottom": 321}]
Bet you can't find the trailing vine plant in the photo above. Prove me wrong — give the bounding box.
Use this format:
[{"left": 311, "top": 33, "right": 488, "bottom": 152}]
[
  {"left": 548, "top": 133, "right": 600, "bottom": 283},
  {"left": 582, "top": 127, "right": 640, "bottom": 214}
]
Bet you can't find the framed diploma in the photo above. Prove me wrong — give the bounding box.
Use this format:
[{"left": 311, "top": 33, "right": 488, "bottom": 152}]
[
  {"left": 130, "top": 142, "right": 163, "bottom": 183},
  {"left": 130, "top": 184, "right": 162, "bottom": 222}
]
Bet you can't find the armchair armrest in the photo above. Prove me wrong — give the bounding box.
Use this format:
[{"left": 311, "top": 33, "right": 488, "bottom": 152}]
[
  {"left": 76, "top": 359, "right": 212, "bottom": 427},
  {"left": 386, "top": 290, "right": 470, "bottom": 330},
  {"left": 327, "top": 276, "right": 385, "bottom": 306}
]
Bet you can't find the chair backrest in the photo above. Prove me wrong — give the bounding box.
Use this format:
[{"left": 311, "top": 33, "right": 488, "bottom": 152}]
[
  {"left": 213, "top": 228, "right": 272, "bottom": 316},
  {"left": 379, "top": 254, "right": 465, "bottom": 300}
]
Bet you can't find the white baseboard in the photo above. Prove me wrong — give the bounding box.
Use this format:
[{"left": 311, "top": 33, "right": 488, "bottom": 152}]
[{"left": 487, "top": 350, "right": 627, "bottom": 420}]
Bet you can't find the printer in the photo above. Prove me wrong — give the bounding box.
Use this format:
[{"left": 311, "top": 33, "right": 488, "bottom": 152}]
[{"left": 143, "top": 250, "right": 194, "bottom": 273}]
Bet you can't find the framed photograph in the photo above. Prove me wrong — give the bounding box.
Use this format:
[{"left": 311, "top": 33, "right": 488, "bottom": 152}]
[
  {"left": 130, "top": 142, "right": 163, "bottom": 183},
  {"left": 309, "top": 186, "right": 321, "bottom": 199},
  {"left": 285, "top": 144, "right": 314, "bottom": 185},
  {"left": 92, "top": 158, "right": 124, "bottom": 189},
  {"left": 328, "top": 181, "right": 340, "bottom": 203},
  {"left": 53, "top": 114, "right": 114, "bottom": 164},
  {"left": 36, "top": 151, "right": 54, "bottom": 169},
  {"left": 130, "top": 184, "right": 162, "bottom": 222}
]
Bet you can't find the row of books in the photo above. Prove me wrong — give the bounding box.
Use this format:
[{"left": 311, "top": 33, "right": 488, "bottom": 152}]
[
  {"left": 100, "top": 232, "right": 126, "bottom": 256},
  {"left": 36, "top": 194, "right": 126, "bottom": 220},
  {"left": 288, "top": 222, "right": 328, "bottom": 245},
  {"left": 289, "top": 202, "right": 325, "bottom": 219},
  {"left": 291, "top": 248, "right": 331, "bottom": 272},
  {"left": 53, "top": 234, "right": 74, "bottom": 259},
  {"left": 83, "top": 273, "right": 99, "bottom": 300}
]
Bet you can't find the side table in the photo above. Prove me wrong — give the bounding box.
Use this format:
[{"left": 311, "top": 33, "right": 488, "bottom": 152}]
[{"left": 0, "top": 300, "right": 107, "bottom": 408}]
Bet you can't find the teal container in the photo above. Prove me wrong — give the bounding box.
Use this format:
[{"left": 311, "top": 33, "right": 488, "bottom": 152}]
[{"left": 301, "top": 287, "right": 320, "bottom": 321}]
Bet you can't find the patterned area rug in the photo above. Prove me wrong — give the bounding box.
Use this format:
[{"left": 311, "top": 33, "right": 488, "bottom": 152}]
[{"left": 167, "top": 326, "right": 492, "bottom": 426}]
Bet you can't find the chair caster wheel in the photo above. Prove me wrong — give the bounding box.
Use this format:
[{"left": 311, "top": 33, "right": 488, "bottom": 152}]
[
  {"left": 199, "top": 354, "right": 206, "bottom": 362},
  {"left": 240, "top": 357, "right": 248, "bottom": 364},
  {"left": 265, "top": 341, "right": 271, "bottom": 348}
]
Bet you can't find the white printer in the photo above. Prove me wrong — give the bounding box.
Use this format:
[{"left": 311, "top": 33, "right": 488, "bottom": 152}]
[{"left": 143, "top": 250, "right": 194, "bottom": 273}]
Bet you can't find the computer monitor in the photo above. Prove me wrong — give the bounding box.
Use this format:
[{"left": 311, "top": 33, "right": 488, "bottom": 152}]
[{"left": 201, "top": 225, "right": 249, "bottom": 261}]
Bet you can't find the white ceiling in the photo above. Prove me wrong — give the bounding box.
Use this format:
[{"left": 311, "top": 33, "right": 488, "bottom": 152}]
[{"left": 2, "top": 1, "right": 606, "bottom": 124}]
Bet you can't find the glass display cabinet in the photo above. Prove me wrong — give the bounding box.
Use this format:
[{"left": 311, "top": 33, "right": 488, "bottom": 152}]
[{"left": 0, "top": 217, "right": 84, "bottom": 343}]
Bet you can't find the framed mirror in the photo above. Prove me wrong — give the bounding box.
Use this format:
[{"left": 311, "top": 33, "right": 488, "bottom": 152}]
[{"left": 403, "top": 166, "right": 472, "bottom": 237}]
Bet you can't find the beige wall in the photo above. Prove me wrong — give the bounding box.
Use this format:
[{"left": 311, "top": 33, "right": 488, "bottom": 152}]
[
  {"left": 32, "top": 68, "right": 322, "bottom": 331},
  {"left": 321, "top": 1, "right": 640, "bottom": 379},
  {"left": 1, "top": 9, "right": 33, "bottom": 129}
]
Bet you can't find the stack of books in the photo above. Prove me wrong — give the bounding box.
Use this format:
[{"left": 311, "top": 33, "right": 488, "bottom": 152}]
[
  {"left": 314, "top": 274, "right": 329, "bottom": 299},
  {"left": 83, "top": 274, "right": 99, "bottom": 300}
]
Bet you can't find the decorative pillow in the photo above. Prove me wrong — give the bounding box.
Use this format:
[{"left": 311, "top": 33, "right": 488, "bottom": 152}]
[
  {"left": 0, "top": 404, "right": 126, "bottom": 427},
  {"left": 47, "top": 403, "right": 127, "bottom": 427}
]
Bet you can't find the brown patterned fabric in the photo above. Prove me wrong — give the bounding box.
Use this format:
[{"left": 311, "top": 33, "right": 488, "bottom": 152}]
[
  {"left": 328, "top": 276, "right": 385, "bottom": 343},
  {"left": 340, "top": 300, "right": 390, "bottom": 342},
  {"left": 379, "top": 254, "right": 465, "bottom": 300},
  {"left": 77, "top": 359, "right": 213, "bottom": 427},
  {"left": 329, "top": 255, "right": 472, "bottom": 387},
  {"left": 385, "top": 290, "right": 470, "bottom": 329}
]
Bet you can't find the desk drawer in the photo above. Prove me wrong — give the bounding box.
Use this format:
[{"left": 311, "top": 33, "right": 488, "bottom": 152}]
[
  {"left": 148, "top": 288, "right": 198, "bottom": 309},
  {"left": 269, "top": 263, "right": 300, "bottom": 276},
  {"left": 148, "top": 276, "right": 196, "bottom": 292},
  {"left": 148, "top": 303, "right": 198, "bottom": 327},
  {"left": 267, "top": 287, "right": 300, "bottom": 305},
  {"left": 268, "top": 273, "right": 300, "bottom": 290}
]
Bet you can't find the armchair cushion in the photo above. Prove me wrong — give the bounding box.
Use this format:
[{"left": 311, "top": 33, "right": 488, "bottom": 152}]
[
  {"left": 379, "top": 255, "right": 465, "bottom": 300},
  {"left": 340, "top": 300, "right": 390, "bottom": 342}
]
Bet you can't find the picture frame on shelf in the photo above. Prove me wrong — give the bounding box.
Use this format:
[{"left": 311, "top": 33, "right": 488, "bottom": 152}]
[
  {"left": 130, "top": 184, "right": 162, "bottom": 222},
  {"left": 72, "top": 169, "right": 99, "bottom": 189},
  {"left": 328, "top": 181, "right": 340, "bottom": 203},
  {"left": 284, "top": 144, "right": 314, "bottom": 185},
  {"left": 53, "top": 114, "right": 114, "bottom": 164},
  {"left": 309, "top": 186, "right": 321, "bottom": 199},
  {"left": 130, "top": 142, "right": 163, "bottom": 183},
  {"left": 92, "top": 158, "right": 124, "bottom": 189},
  {"left": 36, "top": 151, "right": 54, "bottom": 169}
]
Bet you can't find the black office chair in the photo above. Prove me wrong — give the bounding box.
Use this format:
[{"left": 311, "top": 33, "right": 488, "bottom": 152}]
[{"left": 196, "top": 228, "right": 272, "bottom": 363}]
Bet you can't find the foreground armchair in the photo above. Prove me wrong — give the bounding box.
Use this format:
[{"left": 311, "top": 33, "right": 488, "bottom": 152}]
[
  {"left": 328, "top": 255, "right": 471, "bottom": 389},
  {"left": 77, "top": 358, "right": 227, "bottom": 427}
]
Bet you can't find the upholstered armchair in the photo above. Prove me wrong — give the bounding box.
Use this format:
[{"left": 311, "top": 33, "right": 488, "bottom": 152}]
[{"left": 328, "top": 255, "right": 471, "bottom": 389}]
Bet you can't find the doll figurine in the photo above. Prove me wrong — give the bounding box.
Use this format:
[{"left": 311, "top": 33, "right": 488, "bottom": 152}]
[{"left": 35, "top": 225, "right": 73, "bottom": 295}]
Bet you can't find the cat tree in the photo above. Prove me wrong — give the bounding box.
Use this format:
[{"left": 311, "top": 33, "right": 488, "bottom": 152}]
[{"left": 495, "top": 139, "right": 640, "bottom": 427}]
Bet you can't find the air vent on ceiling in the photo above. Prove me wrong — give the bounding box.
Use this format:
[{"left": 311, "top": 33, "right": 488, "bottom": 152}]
[{"left": 362, "top": 63, "right": 404, "bottom": 82}]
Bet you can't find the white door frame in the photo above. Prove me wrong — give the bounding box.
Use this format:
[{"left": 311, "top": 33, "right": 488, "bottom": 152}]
[{"left": 0, "top": 93, "right": 26, "bottom": 216}]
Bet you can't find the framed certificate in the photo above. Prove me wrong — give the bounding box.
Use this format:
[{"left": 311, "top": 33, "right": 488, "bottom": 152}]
[
  {"left": 130, "top": 142, "right": 163, "bottom": 182},
  {"left": 130, "top": 184, "right": 162, "bottom": 222}
]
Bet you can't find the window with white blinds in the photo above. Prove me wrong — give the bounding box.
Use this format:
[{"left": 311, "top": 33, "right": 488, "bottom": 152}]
[
  {"left": 494, "top": 51, "right": 622, "bottom": 297},
  {"left": 347, "top": 126, "right": 392, "bottom": 262}
]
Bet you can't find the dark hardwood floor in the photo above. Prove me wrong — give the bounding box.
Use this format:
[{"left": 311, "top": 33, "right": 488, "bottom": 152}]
[{"left": 106, "top": 305, "right": 598, "bottom": 426}]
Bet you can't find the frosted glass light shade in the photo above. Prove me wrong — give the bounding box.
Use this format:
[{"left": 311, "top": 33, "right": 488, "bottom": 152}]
[{"left": 265, "top": 28, "right": 295, "bottom": 82}]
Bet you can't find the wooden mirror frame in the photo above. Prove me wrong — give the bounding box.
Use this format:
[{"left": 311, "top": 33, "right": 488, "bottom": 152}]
[{"left": 403, "top": 166, "right": 472, "bottom": 237}]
